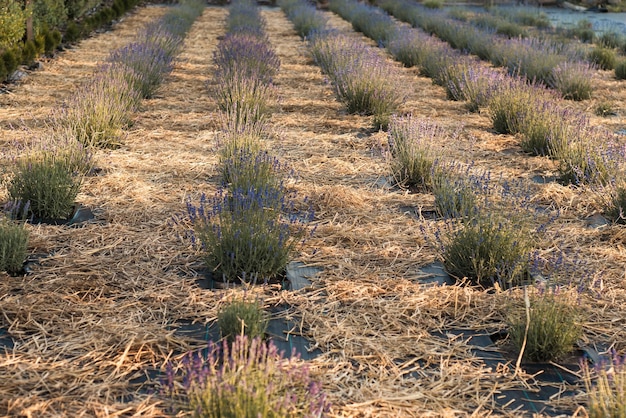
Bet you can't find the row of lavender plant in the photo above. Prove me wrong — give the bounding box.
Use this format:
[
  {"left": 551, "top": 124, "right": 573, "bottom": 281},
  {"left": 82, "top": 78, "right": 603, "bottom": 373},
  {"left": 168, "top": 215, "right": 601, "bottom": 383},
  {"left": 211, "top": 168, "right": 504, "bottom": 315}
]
[
  {"left": 171, "top": 3, "right": 329, "bottom": 414},
  {"left": 375, "top": 0, "right": 595, "bottom": 101},
  {"left": 327, "top": 1, "right": 625, "bottom": 388},
  {"left": 330, "top": 0, "right": 623, "bottom": 196},
  {"left": 1, "top": 0, "right": 204, "bottom": 278}
]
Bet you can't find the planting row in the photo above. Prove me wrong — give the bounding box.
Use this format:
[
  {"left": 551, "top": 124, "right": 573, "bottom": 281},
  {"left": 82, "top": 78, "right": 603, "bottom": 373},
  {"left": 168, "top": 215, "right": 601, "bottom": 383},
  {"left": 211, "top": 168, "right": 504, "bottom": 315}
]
[{"left": 0, "top": 0, "right": 204, "bottom": 274}]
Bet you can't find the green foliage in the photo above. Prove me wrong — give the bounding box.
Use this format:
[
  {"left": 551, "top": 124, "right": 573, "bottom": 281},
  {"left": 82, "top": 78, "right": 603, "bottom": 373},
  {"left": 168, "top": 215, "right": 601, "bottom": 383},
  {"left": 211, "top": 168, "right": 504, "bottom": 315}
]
[
  {"left": 21, "top": 40, "right": 38, "bottom": 66},
  {"left": 567, "top": 19, "right": 594, "bottom": 43},
  {"left": 441, "top": 211, "right": 533, "bottom": 289},
  {"left": 495, "top": 22, "right": 527, "bottom": 38},
  {"left": 44, "top": 29, "right": 63, "bottom": 55},
  {"left": 0, "top": 59, "right": 7, "bottom": 80},
  {"left": 217, "top": 299, "right": 268, "bottom": 343},
  {"left": 0, "top": 216, "right": 29, "bottom": 275},
  {"left": 6, "top": 142, "right": 87, "bottom": 220},
  {"left": 488, "top": 80, "right": 537, "bottom": 135},
  {"left": 507, "top": 289, "right": 581, "bottom": 362},
  {"left": 615, "top": 59, "right": 626, "bottom": 80},
  {"left": 60, "top": 67, "right": 140, "bottom": 148},
  {"left": 32, "top": 0, "right": 68, "bottom": 37},
  {"left": 63, "top": 21, "right": 81, "bottom": 43},
  {"left": 595, "top": 101, "right": 616, "bottom": 117},
  {"left": 589, "top": 47, "right": 616, "bottom": 71},
  {"left": 1, "top": 49, "right": 19, "bottom": 75},
  {"left": 0, "top": 0, "right": 26, "bottom": 50},
  {"left": 582, "top": 351, "right": 626, "bottom": 418},
  {"left": 422, "top": 0, "right": 442, "bottom": 9},
  {"left": 599, "top": 30, "right": 623, "bottom": 49}
]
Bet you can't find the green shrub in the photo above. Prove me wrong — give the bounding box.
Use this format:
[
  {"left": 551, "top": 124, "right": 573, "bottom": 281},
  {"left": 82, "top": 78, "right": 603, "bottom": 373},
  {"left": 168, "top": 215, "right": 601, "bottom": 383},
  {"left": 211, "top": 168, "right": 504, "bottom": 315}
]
[
  {"left": 439, "top": 211, "right": 533, "bottom": 289},
  {"left": 60, "top": 67, "right": 140, "bottom": 148},
  {"left": 186, "top": 186, "right": 314, "bottom": 284},
  {"left": 0, "top": 59, "right": 7, "bottom": 80},
  {"left": 7, "top": 152, "right": 82, "bottom": 220},
  {"left": 63, "top": 21, "right": 81, "bottom": 43},
  {"left": 589, "top": 46, "right": 616, "bottom": 71},
  {"left": 595, "top": 101, "right": 616, "bottom": 117},
  {"left": 32, "top": 0, "right": 68, "bottom": 37},
  {"left": 423, "top": 0, "right": 442, "bottom": 9},
  {"left": 496, "top": 22, "right": 527, "bottom": 38},
  {"left": 488, "top": 80, "right": 538, "bottom": 135},
  {"left": 0, "top": 216, "right": 29, "bottom": 275},
  {"left": 21, "top": 40, "right": 38, "bottom": 66},
  {"left": 582, "top": 351, "right": 626, "bottom": 418},
  {"left": 221, "top": 149, "right": 289, "bottom": 195},
  {"left": 615, "top": 59, "right": 626, "bottom": 80},
  {"left": 1, "top": 49, "right": 19, "bottom": 75},
  {"left": 507, "top": 288, "right": 581, "bottom": 362},
  {"left": 568, "top": 19, "right": 594, "bottom": 43},
  {"left": 0, "top": 0, "right": 27, "bottom": 50},
  {"left": 599, "top": 30, "right": 623, "bottom": 49},
  {"left": 217, "top": 299, "right": 268, "bottom": 343},
  {"left": 387, "top": 114, "right": 444, "bottom": 191},
  {"left": 44, "top": 29, "right": 62, "bottom": 55}
]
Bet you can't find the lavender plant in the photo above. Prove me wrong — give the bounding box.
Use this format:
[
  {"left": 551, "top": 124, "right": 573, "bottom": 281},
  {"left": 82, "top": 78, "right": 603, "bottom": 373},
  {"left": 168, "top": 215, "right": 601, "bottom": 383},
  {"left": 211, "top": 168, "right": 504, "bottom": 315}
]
[
  {"left": 588, "top": 46, "right": 616, "bottom": 71},
  {"left": 454, "top": 66, "right": 504, "bottom": 113},
  {"left": 59, "top": 68, "right": 140, "bottom": 148},
  {"left": 507, "top": 286, "right": 581, "bottom": 362},
  {"left": 488, "top": 77, "right": 545, "bottom": 135},
  {"left": 220, "top": 149, "right": 291, "bottom": 197},
  {"left": 386, "top": 115, "right": 446, "bottom": 190},
  {"left": 614, "top": 58, "right": 626, "bottom": 80},
  {"left": 582, "top": 350, "right": 626, "bottom": 417},
  {"left": 108, "top": 41, "right": 174, "bottom": 99},
  {"left": 186, "top": 187, "right": 314, "bottom": 284},
  {"left": 552, "top": 127, "right": 619, "bottom": 186},
  {"left": 213, "top": 33, "right": 280, "bottom": 85},
  {"left": 279, "top": 0, "right": 327, "bottom": 38},
  {"left": 431, "top": 168, "right": 479, "bottom": 219},
  {"left": 217, "top": 298, "right": 268, "bottom": 343},
  {"left": 227, "top": 0, "right": 265, "bottom": 36},
  {"left": 602, "top": 181, "right": 626, "bottom": 224},
  {"left": 550, "top": 61, "right": 594, "bottom": 101},
  {"left": 160, "top": 336, "right": 331, "bottom": 417},
  {"left": 0, "top": 214, "right": 29, "bottom": 275}
]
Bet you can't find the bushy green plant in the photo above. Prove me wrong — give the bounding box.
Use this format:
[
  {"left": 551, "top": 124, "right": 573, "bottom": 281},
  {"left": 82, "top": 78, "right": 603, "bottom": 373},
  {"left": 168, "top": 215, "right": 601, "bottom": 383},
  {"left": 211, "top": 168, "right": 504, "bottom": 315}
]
[
  {"left": 221, "top": 149, "right": 289, "bottom": 196},
  {"left": 21, "top": 40, "right": 38, "bottom": 66},
  {"left": 63, "top": 21, "right": 81, "bottom": 44},
  {"left": 439, "top": 211, "right": 533, "bottom": 289},
  {"left": 6, "top": 150, "right": 83, "bottom": 220},
  {"left": 507, "top": 288, "right": 581, "bottom": 362},
  {"left": 582, "top": 351, "right": 626, "bottom": 418},
  {"left": 568, "top": 20, "right": 595, "bottom": 43},
  {"left": 488, "top": 79, "right": 540, "bottom": 135},
  {"left": 387, "top": 114, "right": 444, "bottom": 191},
  {"left": 44, "top": 29, "right": 62, "bottom": 55},
  {"left": 550, "top": 61, "right": 593, "bottom": 101},
  {"left": 431, "top": 169, "right": 478, "bottom": 219},
  {"left": 589, "top": 47, "right": 616, "bottom": 71},
  {"left": 186, "top": 187, "right": 314, "bottom": 284},
  {"left": 161, "top": 336, "right": 331, "bottom": 417},
  {"left": 599, "top": 30, "right": 623, "bottom": 49},
  {"left": 1, "top": 49, "right": 19, "bottom": 76},
  {"left": 217, "top": 299, "right": 268, "bottom": 343},
  {"left": 423, "top": 0, "right": 442, "bottom": 9},
  {"left": 60, "top": 67, "right": 140, "bottom": 148},
  {"left": 595, "top": 101, "right": 616, "bottom": 117},
  {"left": 552, "top": 128, "right": 618, "bottom": 186},
  {"left": 615, "top": 59, "right": 626, "bottom": 80},
  {"left": 32, "top": 0, "right": 68, "bottom": 38},
  {"left": 0, "top": 0, "right": 27, "bottom": 50},
  {"left": 0, "top": 216, "right": 29, "bottom": 275}
]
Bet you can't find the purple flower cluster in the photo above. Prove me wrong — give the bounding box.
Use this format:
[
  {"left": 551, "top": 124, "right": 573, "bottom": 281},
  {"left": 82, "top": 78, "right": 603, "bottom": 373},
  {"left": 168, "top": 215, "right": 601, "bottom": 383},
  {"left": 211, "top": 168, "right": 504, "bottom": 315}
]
[
  {"left": 278, "top": 0, "right": 327, "bottom": 38},
  {"left": 160, "top": 336, "right": 331, "bottom": 417}
]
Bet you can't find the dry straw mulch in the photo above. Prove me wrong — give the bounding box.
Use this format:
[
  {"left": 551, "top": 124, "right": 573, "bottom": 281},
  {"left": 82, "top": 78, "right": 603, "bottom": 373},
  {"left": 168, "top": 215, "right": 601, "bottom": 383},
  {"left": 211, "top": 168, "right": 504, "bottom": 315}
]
[{"left": 0, "top": 3, "right": 625, "bottom": 417}]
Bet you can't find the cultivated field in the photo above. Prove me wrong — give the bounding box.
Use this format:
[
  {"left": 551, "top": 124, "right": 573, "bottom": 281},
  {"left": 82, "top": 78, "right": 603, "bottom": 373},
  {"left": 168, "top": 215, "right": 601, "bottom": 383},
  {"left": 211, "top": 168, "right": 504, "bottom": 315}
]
[{"left": 1, "top": 1, "right": 625, "bottom": 416}]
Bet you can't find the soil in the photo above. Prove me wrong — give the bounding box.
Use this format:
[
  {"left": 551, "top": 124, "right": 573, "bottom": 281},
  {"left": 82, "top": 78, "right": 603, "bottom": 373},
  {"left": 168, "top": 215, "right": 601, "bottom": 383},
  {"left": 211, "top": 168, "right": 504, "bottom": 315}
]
[{"left": 1, "top": 3, "right": 625, "bottom": 417}]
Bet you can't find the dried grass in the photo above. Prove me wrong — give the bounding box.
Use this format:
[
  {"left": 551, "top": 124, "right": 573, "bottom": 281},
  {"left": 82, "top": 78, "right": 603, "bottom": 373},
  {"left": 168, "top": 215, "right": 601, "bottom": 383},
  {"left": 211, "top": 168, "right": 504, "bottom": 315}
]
[{"left": 0, "top": 4, "right": 625, "bottom": 417}]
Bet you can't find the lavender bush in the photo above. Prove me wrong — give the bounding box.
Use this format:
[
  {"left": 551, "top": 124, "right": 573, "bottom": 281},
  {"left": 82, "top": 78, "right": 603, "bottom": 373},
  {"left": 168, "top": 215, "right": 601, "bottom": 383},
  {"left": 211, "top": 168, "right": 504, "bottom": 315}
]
[
  {"left": 507, "top": 286, "right": 581, "bottom": 362},
  {"left": 160, "top": 336, "right": 331, "bottom": 417},
  {"left": 227, "top": 0, "right": 265, "bottom": 36},
  {"left": 220, "top": 149, "right": 292, "bottom": 198},
  {"left": 60, "top": 68, "right": 140, "bottom": 148},
  {"left": 217, "top": 299, "right": 268, "bottom": 343},
  {"left": 602, "top": 181, "right": 626, "bottom": 224},
  {"left": 213, "top": 33, "right": 280, "bottom": 85},
  {"left": 582, "top": 350, "right": 626, "bottom": 417},
  {"left": 108, "top": 41, "right": 174, "bottom": 99},
  {"left": 0, "top": 214, "right": 29, "bottom": 275},
  {"left": 550, "top": 61, "right": 594, "bottom": 101},
  {"left": 309, "top": 31, "right": 404, "bottom": 128},
  {"left": 614, "top": 58, "right": 626, "bottom": 80},
  {"left": 186, "top": 187, "right": 314, "bottom": 284},
  {"left": 387, "top": 115, "right": 446, "bottom": 190},
  {"left": 278, "top": 0, "right": 327, "bottom": 38}
]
